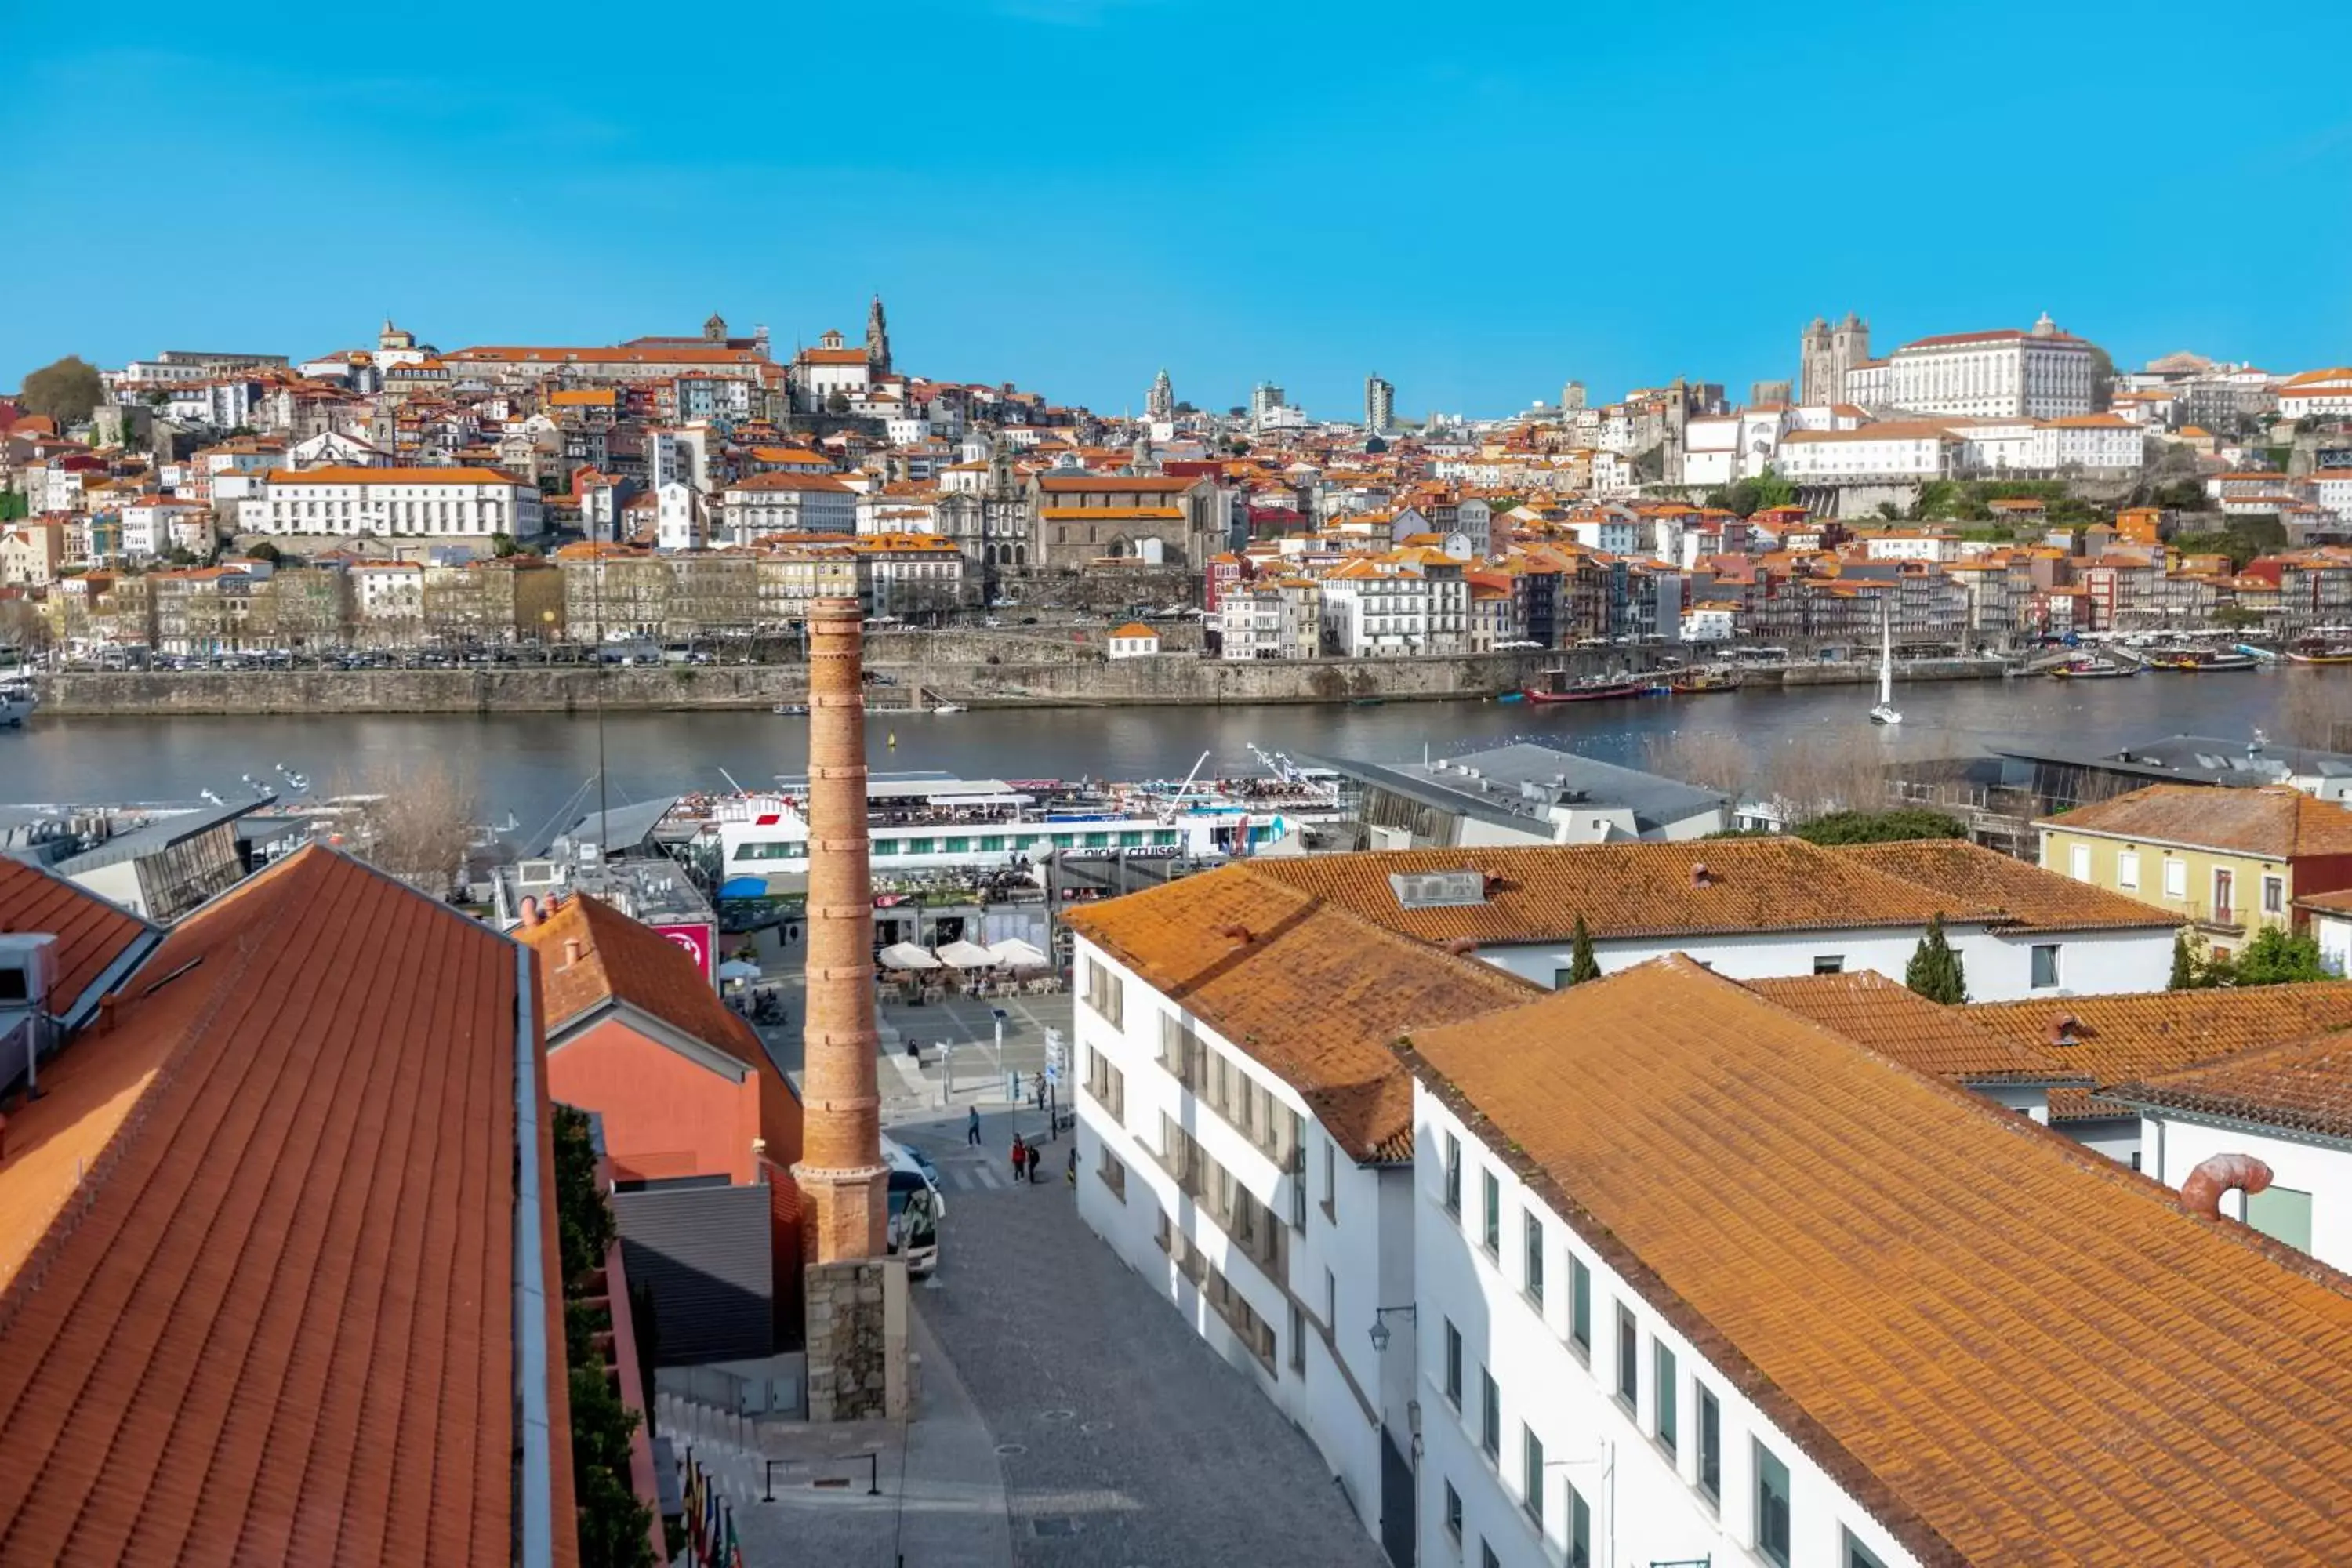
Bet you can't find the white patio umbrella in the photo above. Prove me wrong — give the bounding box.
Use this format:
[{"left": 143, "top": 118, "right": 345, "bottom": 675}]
[
  {"left": 717, "top": 959, "right": 761, "bottom": 983},
  {"left": 985, "top": 937, "right": 1049, "bottom": 969},
  {"left": 877, "top": 941, "right": 942, "bottom": 971},
  {"left": 933, "top": 938, "right": 999, "bottom": 970}
]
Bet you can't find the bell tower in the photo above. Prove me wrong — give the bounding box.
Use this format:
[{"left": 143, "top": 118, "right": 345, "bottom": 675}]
[{"left": 865, "top": 295, "right": 892, "bottom": 376}]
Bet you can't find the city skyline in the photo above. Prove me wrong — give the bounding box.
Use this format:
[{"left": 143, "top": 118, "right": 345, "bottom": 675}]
[{"left": 7, "top": 2, "right": 2349, "bottom": 413}]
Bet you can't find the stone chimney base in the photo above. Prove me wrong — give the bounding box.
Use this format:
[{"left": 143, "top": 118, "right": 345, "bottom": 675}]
[{"left": 804, "top": 1257, "right": 909, "bottom": 1422}]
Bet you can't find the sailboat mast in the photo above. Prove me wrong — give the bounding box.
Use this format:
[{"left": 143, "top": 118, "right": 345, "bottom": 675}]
[{"left": 1878, "top": 600, "right": 1893, "bottom": 706}]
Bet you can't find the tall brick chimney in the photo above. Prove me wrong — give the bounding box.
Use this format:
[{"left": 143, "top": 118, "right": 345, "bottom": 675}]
[{"left": 792, "top": 597, "right": 888, "bottom": 1262}]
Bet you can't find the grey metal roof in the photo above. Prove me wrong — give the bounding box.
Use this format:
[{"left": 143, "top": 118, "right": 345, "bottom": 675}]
[
  {"left": 1320, "top": 742, "right": 1726, "bottom": 837},
  {"left": 547, "top": 796, "right": 682, "bottom": 855},
  {"left": 1988, "top": 733, "right": 2352, "bottom": 787},
  {"left": 47, "top": 798, "right": 270, "bottom": 873}
]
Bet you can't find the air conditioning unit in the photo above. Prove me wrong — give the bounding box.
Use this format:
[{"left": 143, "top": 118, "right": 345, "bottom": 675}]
[
  {"left": 0, "top": 935, "right": 59, "bottom": 1014},
  {"left": 1388, "top": 869, "right": 1489, "bottom": 910}
]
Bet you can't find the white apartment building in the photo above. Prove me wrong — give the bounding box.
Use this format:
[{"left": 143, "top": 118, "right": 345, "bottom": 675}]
[
  {"left": 655, "top": 481, "right": 706, "bottom": 552},
  {"left": 1219, "top": 580, "right": 1324, "bottom": 660},
  {"left": 1771, "top": 423, "right": 1955, "bottom": 482},
  {"left": 1885, "top": 315, "right": 2097, "bottom": 419},
  {"left": 119, "top": 495, "right": 214, "bottom": 560},
  {"left": 1404, "top": 955, "right": 2352, "bottom": 1568},
  {"left": 2031, "top": 412, "right": 2144, "bottom": 475},
  {"left": 2280, "top": 380, "right": 2352, "bottom": 419},
  {"left": 1066, "top": 881, "right": 1541, "bottom": 1556},
  {"left": 240, "top": 466, "right": 542, "bottom": 539},
  {"left": 347, "top": 561, "right": 425, "bottom": 637},
  {"left": 720, "top": 473, "right": 858, "bottom": 540},
  {"left": 1319, "top": 555, "right": 1469, "bottom": 657}
]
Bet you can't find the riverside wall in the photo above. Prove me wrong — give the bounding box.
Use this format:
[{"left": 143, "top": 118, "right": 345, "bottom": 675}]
[{"left": 31, "top": 650, "right": 2005, "bottom": 717}]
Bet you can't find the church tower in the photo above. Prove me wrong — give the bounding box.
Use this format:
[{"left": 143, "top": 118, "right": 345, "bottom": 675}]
[
  {"left": 1146, "top": 368, "right": 1174, "bottom": 423},
  {"left": 866, "top": 295, "right": 892, "bottom": 376},
  {"left": 791, "top": 598, "right": 887, "bottom": 1264},
  {"left": 703, "top": 310, "right": 728, "bottom": 341}
]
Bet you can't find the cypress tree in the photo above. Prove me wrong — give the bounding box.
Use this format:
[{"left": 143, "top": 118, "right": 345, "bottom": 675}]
[
  {"left": 2169, "top": 931, "right": 2198, "bottom": 990},
  {"left": 1904, "top": 913, "right": 1968, "bottom": 1004},
  {"left": 1566, "top": 913, "right": 1601, "bottom": 985}
]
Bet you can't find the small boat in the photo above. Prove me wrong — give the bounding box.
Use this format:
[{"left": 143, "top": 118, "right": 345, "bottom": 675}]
[
  {"left": 2049, "top": 657, "right": 2136, "bottom": 680},
  {"left": 772, "top": 702, "right": 809, "bottom": 716},
  {"left": 1494, "top": 690, "right": 1525, "bottom": 704},
  {"left": 1523, "top": 674, "right": 1650, "bottom": 704},
  {"left": 1669, "top": 666, "right": 1741, "bottom": 695},
  {"left": 1349, "top": 697, "right": 1386, "bottom": 707},
  {"left": 931, "top": 703, "right": 967, "bottom": 714},
  {"left": 2144, "top": 648, "right": 2259, "bottom": 672},
  {"left": 0, "top": 684, "right": 31, "bottom": 730},
  {"left": 1868, "top": 601, "right": 1902, "bottom": 725}
]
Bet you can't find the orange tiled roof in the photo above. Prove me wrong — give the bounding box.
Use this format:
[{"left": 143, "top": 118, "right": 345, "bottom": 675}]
[
  {"left": 0, "top": 846, "right": 575, "bottom": 1563},
  {"left": 1036, "top": 474, "right": 1197, "bottom": 493},
  {"left": 0, "top": 855, "right": 156, "bottom": 1023},
  {"left": 2039, "top": 783, "right": 2352, "bottom": 859},
  {"left": 520, "top": 893, "right": 766, "bottom": 1069},
  {"left": 2111, "top": 1027, "right": 2352, "bottom": 1141},
  {"left": 1063, "top": 868, "right": 1536, "bottom": 1160},
  {"left": 1968, "top": 983, "right": 2352, "bottom": 1122},
  {"left": 1240, "top": 841, "right": 2001, "bottom": 946},
  {"left": 1838, "top": 839, "right": 2183, "bottom": 932},
  {"left": 1402, "top": 956, "right": 2352, "bottom": 1566},
  {"left": 1743, "top": 970, "right": 2076, "bottom": 1083}
]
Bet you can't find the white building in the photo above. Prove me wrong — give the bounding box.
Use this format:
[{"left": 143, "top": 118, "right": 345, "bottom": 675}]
[
  {"left": 1065, "top": 880, "right": 1541, "bottom": 1554},
  {"left": 2031, "top": 413, "right": 2145, "bottom": 475},
  {"left": 347, "top": 561, "right": 424, "bottom": 637},
  {"left": 2311, "top": 891, "right": 2352, "bottom": 975},
  {"left": 1885, "top": 314, "right": 2099, "bottom": 419},
  {"left": 1238, "top": 839, "right": 2179, "bottom": 1003},
  {"left": 720, "top": 473, "right": 858, "bottom": 540},
  {"left": 1105, "top": 622, "right": 1162, "bottom": 658},
  {"left": 1319, "top": 553, "right": 1469, "bottom": 657},
  {"left": 1218, "top": 579, "right": 1324, "bottom": 661},
  {"left": 240, "top": 466, "right": 542, "bottom": 539},
  {"left": 1403, "top": 954, "right": 2352, "bottom": 1568},
  {"left": 1771, "top": 423, "right": 1956, "bottom": 482},
  {"left": 655, "top": 481, "right": 706, "bottom": 552}
]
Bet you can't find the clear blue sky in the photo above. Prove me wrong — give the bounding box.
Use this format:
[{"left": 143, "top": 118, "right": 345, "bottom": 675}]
[{"left": 7, "top": 3, "right": 2347, "bottom": 419}]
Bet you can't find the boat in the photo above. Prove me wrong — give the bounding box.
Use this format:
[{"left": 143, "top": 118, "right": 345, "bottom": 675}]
[
  {"left": 1668, "top": 665, "right": 1742, "bottom": 695},
  {"left": 1868, "top": 601, "right": 1902, "bottom": 725},
  {"left": 2143, "top": 648, "right": 2259, "bottom": 672},
  {"left": 1523, "top": 671, "right": 1650, "bottom": 704},
  {"left": 771, "top": 702, "right": 809, "bottom": 716},
  {"left": 2049, "top": 656, "right": 2136, "bottom": 680},
  {"left": 1494, "top": 690, "right": 1525, "bottom": 704},
  {"left": 931, "top": 703, "right": 967, "bottom": 714},
  {"left": 2286, "top": 641, "right": 2352, "bottom": 665},
  {"left": 0, "top": 683, "right": 32, "bottom": 729}
]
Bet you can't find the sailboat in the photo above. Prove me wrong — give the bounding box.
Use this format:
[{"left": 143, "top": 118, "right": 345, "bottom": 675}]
[{"left": 1868, "top": 599, "right": 1902, "bottom": 726}]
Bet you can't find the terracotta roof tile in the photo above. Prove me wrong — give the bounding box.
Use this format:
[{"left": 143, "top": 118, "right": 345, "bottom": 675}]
[
  {"left": 1968, "top": 983, "right": 2352, "bottom": 1121},
  {"left": 1838, "top": 839, "right": 2183, "bottom": 932},
  {"left": 2039, "top": 783, "right": 2352, "bottom": 859},
  {"left": 520, "top": 894, "right": 767, "bottom": 1069},
  {"left": 1240, "top": 841, "right": 1998, "bottom": 946},
  {"left": 0, "top": 847, "right": 573, "bottom": 1564},
  {"left": 0, "top": 855, "right": 157, "bottom": 1023},
  {"left": 1743, "top": 971, "right": 2076, "bottom": 1083},
  {"left": 2110, "top": 1028, "right": 2352, "bottom": 1141},
  {"left": 1403, "top": 956, "right": 2352, "bottom": 1566},
  {"left": 1065, "top": 867, "right": 1537, "bottom": 1160}
]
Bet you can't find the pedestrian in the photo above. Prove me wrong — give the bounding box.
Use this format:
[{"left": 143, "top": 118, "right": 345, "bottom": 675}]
[
  {"left": 1011, "top": 1134, "right": 1027, "bottom": 1181},
  {"left": 966, "top": 1105, "right": 982, "bottom": 1146},
  {"left": 1065, "top": 1145, "right": 1077, "bottom": 1187},
  {"left": 1033, "top": 1076, "right": 1047, "bottom": 1112},
  {"left": 1026, "top": 1142, "right": 1041, "bottom": 1184}
]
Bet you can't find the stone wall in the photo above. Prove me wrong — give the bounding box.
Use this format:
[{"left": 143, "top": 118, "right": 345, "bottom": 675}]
[{"left": 803, "top": 1258, "right": 909, "bottom": 1423}]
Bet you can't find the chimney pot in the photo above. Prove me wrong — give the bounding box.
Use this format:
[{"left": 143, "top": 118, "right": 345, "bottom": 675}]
[
  {"left": 519, "top": 895, "right": 542, "bottom": 927},
  {"left": 563, "top": 937, "right": 584, "bottom": 966},
  {"left": 1690, "top": 861, "right": 1713, "bottom": 887},
  {"left": 2180, "top": 1152, "right": 2274, "bottom": 1220}
]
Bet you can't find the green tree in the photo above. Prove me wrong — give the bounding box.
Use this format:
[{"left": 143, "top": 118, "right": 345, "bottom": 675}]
[
  {"left": 20, "top": 355, "right": 106, "bottom": 425},
  {"left": 245, "top": 540, "right": 282, "bottom": 564},
  {"left": 2214, "top": 604, "right": 2263, "bottom": 630},
  {"left": 492, "top": 531, "right": 520, "bottom": 558},
  {"left": 824, "top": 390, "right": 851, "bottom": 415},
  {"left": 2226, "top": 925, "right": 2329, "bottom": 987},
  {"left": 1564, "top": 914, "right": 1600, "bottom": 985},
  {"left": 1792, "top": 808, "right": 1967, "bottom": 846},
  {"left": 1904, "top": 913, "right": 1969, "bottom": 1003},
  {"left": 2087, "top": 344, "right": 2114, "bottom": 412},
  {"left": 0, "top": 492, "right": 26, "bottom": 523},
  {"left": 2169, "top": 931, "right": 2200, "bottom": 990},
  {"left": 553, "top": 1105, "right": 615, "bottom": 1281}
]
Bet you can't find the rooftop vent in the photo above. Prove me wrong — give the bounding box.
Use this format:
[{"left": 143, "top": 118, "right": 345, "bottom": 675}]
[
  {"left": 2045, "top": 1014, "right": 2082, "bottom": 1047},
  {"left": 1690, "top": 862, "right": 1714, "bottom": 887},
  {"left": 1390, "top": 869, "right": 1490, "bottom": 909}
]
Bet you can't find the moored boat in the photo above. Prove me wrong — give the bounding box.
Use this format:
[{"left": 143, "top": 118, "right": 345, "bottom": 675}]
[
  {"left": 2048, "top": 657, "right": 2136, "bottom": 680},
  {"left": 1523, "top": 673, "right": 1651, "bottom": 704},
  {"left": 2143, "top": 648, "right": 2259, "bottom": 672}
]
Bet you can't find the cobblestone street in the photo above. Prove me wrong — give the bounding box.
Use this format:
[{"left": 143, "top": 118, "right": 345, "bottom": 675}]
[{"left": 897, "top": 1109, "right": 1392, "bottom": 1568}]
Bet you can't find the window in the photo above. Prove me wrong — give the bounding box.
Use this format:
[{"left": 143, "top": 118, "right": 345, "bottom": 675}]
[
  {"left": 1568, "top": 1483, "right": 1592, "bottom": 1568},
  {"left": 2263, "top": 874, "right": 2286, "bottom": 916},
  {"left": 1083, "top": 956, "right": 1124, "bottom": 1027},
  {"left": 1844, "top": 1529, "right": 1889, "bottom": 1568},
  {"left": 1811, "top": 955, "right": 1843, "bottom": 975},
  {"left": 1324, "top": 1266, "right": 1337, "bottom": 1334},
  {"left": 1444, "top": 1134, "right": 1462, "bottom": 1217},
  {"left": 1322, "top": 1139, "right": 1337, "bottom": 1221},
  {"left": 2247, "top": 1185, "right": 2314, "bottom": 1252},
  {"left": 1522, "top": 1427, "right": 1545, "bottom": 1525},
  {"left": 2214, "top": 867, "right": 2236, "bottom": 917},
  {"left": 2068, "top": 843, "right": 2092, "bottom": 881},
  {"left": 1443, "top": 1480, "right": 1462, "bottom": 1541},
  {"left": 1698, "top": 1385, "right": 1722, "bottom": 1501},
  {"left": 1615, "top": 1305, "right": 1639, "bottom": 1406},
  {"left": 1288, "top": 1301, "right": 1305, "bottom": 1374},
  {"left": 1479, "top": 1369, "right": 1499, "bottom": 1459},
  {"left": 1569, "top": 1256, "right": 1592, "bottom": 1357},
  {"left": 1096, "top": 1148, "right": 1127, "bottom": 1200},
  {"left": 2162, "top": 858, "right": 2187, "bottom": 899},
  {"left": 1290, "top": 1167, "right": 1307, "bottom": 1229},
  {"left": 1480, "top": 1542, "right": 1498, "bottom": 1568},
  {"left": 1523, "top": 1211, "right": 1546, "bottom": 1306},
  {"left": 1655, "top": 1342, "right": 1679, "bottom": 1451},
  {"left": 2116, "top": 850, "right": 2140, "bottom": 890},
  {"left": 1755, "top": 1441, "right": 1793, "bottom": 1566},
  {"left": 1481, "top": 1170, "right": 1501, "bottom": 1254},
  {"left": 1444, "top": 1319, "right": 1463, "bottom": 1407},
  {"left": 2030, "top": 943, "right": 2061, "bottom": 989}
]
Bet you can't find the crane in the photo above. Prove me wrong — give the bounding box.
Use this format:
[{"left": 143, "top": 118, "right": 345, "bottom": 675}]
[{"left": 1155, "top": 750, "right": 1214, "bottom": 826}]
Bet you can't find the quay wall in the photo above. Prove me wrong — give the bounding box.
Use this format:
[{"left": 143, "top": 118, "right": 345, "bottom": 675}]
[{"left": 31, "top": 651, "right": 2004, "bottom": 717}]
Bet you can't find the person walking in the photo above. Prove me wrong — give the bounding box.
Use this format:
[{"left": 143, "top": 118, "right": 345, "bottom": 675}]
[
  {"left": 1065, "top": 1144, "right": 1077, "bottom": 1187},
  {"left": 966, "top": 1105, "right": 982, "bottom": 1146},
  {"left": 1025, "top": 1142, "right": 1041, "bottom": 1184},
  {"left": 1033, "top": 1076, "right": 1047, "bottom": 1112},
  {"left": 1011, "top": 1134, "right": 1028, "bottom": 1183}
]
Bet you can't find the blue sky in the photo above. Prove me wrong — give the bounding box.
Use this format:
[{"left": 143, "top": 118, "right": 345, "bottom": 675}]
[{"left": 7, "top": 2, "right": 2347, "bottom": 418}]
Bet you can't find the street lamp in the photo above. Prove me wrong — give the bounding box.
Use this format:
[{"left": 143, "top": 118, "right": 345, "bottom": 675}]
[{"left": 1368, "top": 1304, "right": 1417, "bottom": 1352}]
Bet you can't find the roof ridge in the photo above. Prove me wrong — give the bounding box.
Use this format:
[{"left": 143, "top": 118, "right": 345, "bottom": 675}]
[{"left": 1227, "top": 863, "right": 1542, "bottom": 998}]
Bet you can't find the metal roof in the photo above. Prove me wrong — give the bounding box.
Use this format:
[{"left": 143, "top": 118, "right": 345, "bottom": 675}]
[
  {"left": 1320, "top": 742, "right": 1726, "bottom": 838},
  {"left": 45, "top": 797, "right": 270, "bottom": 874}
]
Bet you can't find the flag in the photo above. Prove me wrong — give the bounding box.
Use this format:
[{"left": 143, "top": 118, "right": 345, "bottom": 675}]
[
  {"left": 684, "top": 1461, "right": 706, "bottom": 1561},
  {"left": 703, "top": 1481, "right": 722, "bottom": 1566},
  {"left": 724, "top": 1506, "right": 744, "bottom": 1568}
]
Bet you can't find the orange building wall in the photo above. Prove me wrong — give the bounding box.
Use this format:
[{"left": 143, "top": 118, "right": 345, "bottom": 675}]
[{"left": 550, "top": 1016, "right": 770, "bottom": 1185}]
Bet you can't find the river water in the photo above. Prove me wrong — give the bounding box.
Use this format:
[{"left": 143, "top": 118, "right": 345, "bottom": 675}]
[{"left": 3, "top": 671, "right": 2337, "bottom": 840}]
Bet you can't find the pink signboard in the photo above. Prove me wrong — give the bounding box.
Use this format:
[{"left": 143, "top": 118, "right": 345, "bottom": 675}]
[{"left": 652, "top": 920, "right": 716, "bottom": 985}]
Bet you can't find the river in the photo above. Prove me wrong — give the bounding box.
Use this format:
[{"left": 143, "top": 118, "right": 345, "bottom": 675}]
[{"left": 3, "top": 670, "right": 2336, "bottom": 840}]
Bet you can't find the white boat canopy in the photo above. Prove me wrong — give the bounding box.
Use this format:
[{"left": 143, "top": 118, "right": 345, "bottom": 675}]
[{"left": 877, "top": 942, "right": 942, "bottom": 971}]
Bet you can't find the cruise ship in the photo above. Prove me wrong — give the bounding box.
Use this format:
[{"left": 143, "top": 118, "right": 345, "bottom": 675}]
[{"left": 705, "top": 768, "right": 1337, "bottom": 884}]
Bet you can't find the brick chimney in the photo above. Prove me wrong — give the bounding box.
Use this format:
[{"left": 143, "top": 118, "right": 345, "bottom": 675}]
[{"left": 791, "top": 597, "right": 888, "bottom": 1262}]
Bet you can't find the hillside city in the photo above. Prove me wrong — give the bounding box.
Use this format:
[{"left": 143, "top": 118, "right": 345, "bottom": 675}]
[{"left": 5, "top": 303, "right": 2352, "bottom": 662}]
